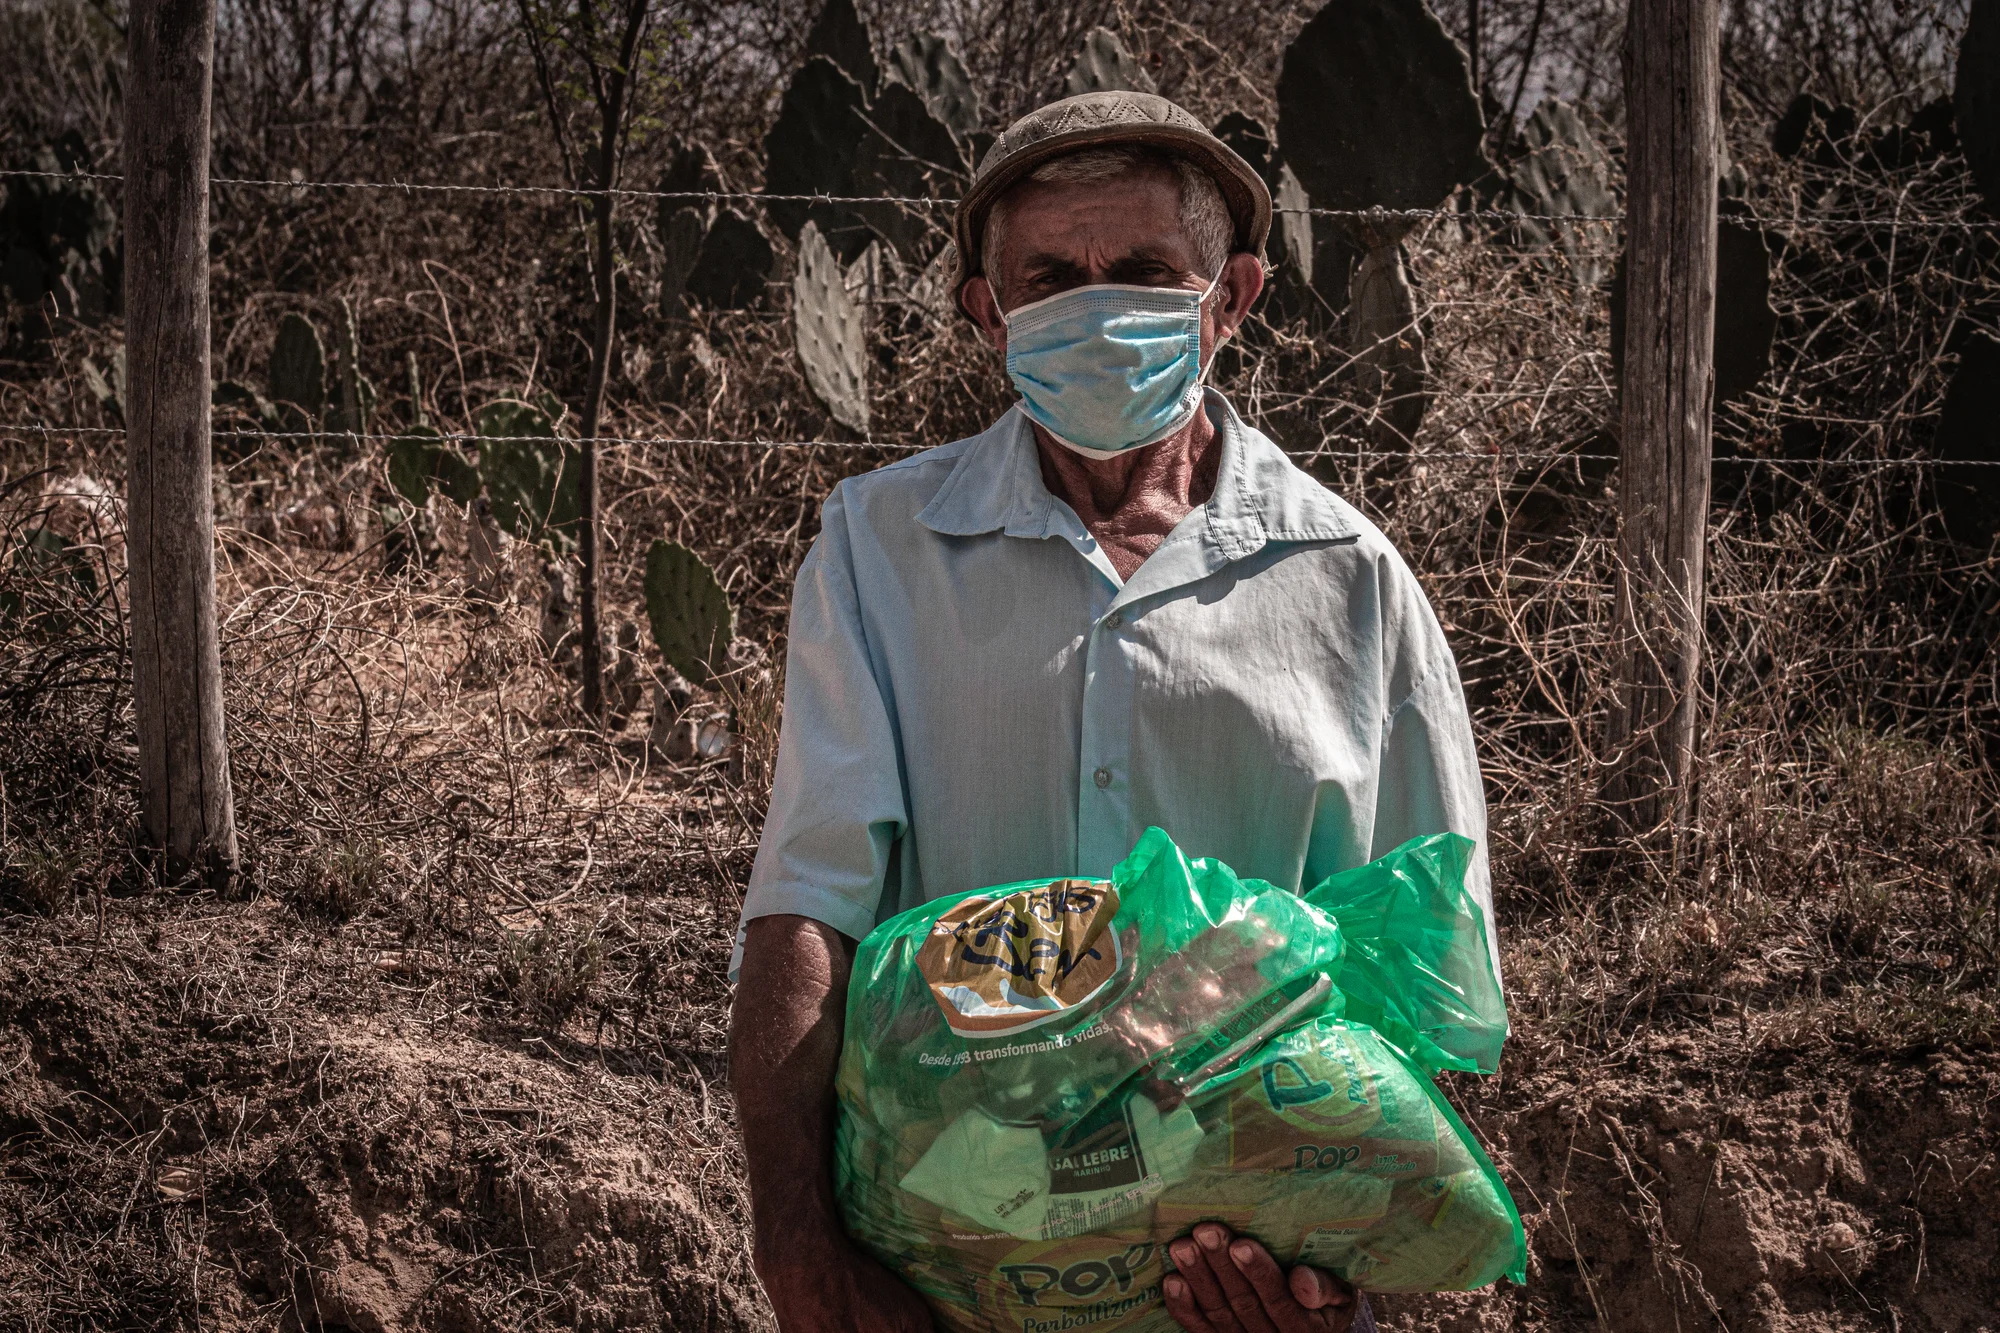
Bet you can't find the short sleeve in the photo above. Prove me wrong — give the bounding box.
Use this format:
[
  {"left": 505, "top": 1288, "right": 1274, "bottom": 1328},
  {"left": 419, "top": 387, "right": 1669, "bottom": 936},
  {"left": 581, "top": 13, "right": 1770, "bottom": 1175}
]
[{"left": 732, "top": 485, "right": 909, "bottom": 977}]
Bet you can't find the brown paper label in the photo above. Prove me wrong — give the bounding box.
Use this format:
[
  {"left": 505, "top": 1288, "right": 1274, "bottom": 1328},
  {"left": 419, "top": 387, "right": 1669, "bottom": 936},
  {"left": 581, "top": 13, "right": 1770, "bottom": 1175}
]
[{"left": 917, "top": 880, "right": 1122, "bottom": 1036}]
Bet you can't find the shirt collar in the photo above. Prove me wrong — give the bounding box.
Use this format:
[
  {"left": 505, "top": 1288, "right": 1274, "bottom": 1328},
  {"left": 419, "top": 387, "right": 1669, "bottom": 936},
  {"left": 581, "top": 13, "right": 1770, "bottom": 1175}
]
[{"left": 914, "top": 391, "right": 1357, "bottom": 556}]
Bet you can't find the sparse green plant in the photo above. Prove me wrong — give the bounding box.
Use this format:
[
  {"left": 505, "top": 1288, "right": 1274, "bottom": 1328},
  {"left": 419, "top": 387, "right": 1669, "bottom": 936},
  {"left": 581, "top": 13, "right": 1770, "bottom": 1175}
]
[
  {"left": 494, "top": 921, "right": 604, "bottom": 1026},
  {"left": 283, "top": 836, "right": 386, "bottom": 922},
  {"left": 0, "top": 839, "right": 88, "bottom": 915}
]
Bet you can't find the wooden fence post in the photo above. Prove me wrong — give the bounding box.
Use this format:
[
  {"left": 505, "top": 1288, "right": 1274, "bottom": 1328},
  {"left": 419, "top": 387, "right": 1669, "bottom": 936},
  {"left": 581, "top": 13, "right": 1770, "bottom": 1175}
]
[
  {"left": 125, "top": 0, "right": 238, "bottom": 884},
  {"left": 1605, "top": 0, "right": 1720, "bottom": 836}
]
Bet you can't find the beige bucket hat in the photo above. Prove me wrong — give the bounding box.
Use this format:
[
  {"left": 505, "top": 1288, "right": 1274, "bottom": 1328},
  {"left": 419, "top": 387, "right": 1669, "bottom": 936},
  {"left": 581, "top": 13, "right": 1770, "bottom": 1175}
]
[{"left": 953, "top": 90, "right": 1273, "bottom": 301}]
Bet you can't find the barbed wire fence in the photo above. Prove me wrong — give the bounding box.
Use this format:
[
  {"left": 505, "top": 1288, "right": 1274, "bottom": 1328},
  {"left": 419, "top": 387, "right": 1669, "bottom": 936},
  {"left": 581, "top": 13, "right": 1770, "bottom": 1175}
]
[{"left": 2, "top": 91, "right": 1997, "bottom": 1053}]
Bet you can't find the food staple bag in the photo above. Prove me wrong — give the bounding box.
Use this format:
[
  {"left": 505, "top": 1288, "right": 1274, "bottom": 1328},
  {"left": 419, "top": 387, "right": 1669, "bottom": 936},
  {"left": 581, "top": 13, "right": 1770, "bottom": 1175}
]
[{"left": 834, "top": 827, "right": 1525, "bottom": 1333}]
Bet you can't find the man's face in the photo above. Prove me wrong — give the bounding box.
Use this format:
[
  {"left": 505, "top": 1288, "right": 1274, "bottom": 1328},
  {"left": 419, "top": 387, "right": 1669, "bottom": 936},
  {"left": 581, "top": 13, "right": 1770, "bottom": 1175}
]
[
  {"left": 988, "top": 165, "right": 1201, "bottom": 309},
  {"left": 960, "top": 165, "right": 1263, "bottom": 363}
]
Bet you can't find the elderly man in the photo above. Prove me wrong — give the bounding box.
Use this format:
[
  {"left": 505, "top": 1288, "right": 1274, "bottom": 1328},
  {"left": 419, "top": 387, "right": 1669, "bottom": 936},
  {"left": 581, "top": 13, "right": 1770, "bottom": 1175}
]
[{"left": 729, "top": 92, "right": 1494, "bottom": 1333}]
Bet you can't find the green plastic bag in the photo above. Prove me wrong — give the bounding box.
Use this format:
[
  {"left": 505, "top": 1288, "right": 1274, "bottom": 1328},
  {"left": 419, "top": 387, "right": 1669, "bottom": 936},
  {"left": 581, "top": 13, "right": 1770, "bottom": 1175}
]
[{"left": 836, "top": 828, "right": 1524, "bottom": 1333}]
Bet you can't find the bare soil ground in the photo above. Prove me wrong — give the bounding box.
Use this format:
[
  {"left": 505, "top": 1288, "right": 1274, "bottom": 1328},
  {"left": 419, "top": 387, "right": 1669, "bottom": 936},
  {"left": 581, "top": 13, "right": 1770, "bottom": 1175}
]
[{"left": 4, "top": 860, "right": 1994, "bottom": 1332}]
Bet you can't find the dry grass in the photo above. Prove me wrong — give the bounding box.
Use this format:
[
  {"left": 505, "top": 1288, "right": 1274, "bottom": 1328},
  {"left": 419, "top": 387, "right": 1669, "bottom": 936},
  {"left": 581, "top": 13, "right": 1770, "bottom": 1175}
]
[{"left": 3, "top": 7, "right": 1998, "bottom": 1320}]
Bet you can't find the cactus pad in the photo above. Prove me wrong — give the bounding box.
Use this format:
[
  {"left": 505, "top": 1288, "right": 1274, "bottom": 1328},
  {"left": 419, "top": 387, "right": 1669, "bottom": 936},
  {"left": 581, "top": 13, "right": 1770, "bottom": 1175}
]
[
  {"left": 764, "top": 56, "right": 872, "bottom": 256},
  {"left": 793, "top": 222, "right": 870, "bottom": 433},
  {"left": 1063, "top": 28, "right": 1156, "bottom": 96},
  {"left": 1935, "top": 330, "right": 2000, "bottom": 543},
  {"left": 657, "top": 141, "right": 723, "bottom": 310},
  {"left": 805, "top": 0, "right": 879, "bottom": 97},
  {"left": 643, "top": 539, "right": 736, "bottom": 688},
  {"left": 1773, "top": 94, "right": 1858, "bottom": 165},
  {"left": 1277, "top": 0, "right": 1487, "bottom": 217},
  {"left": 327, "top": 298, "right": 376, "bottom": 435},
  {"left": 685, "top": 210, "right": 774, "bottom": 310},
  {"left": 1609, "top": 219, "right": 1776, "bottom": 407},
  {"left": 387, "top": 425, "right": 480, "bottom": 508},
  {"left": 887, "top": 34, "right": 984, "bottom": 141},
  {"left": 474, "top": 399, "right": 578, "bottom": 539},
  {"left": 1957, "top": 0, "right": 2000, "bottom": 210},
  {"left": 1213, "top": 112, "right": 1276, "bottom": 184},
  {"left": 1711, "top": 221, "right": 1777, "bottom": 405},
  {"left": 1348, "top": 240, "right": 1430, "bottom": 446},
  {"left": 268, "top": 312, "right": 326, "bottom": 426},
  {"left": 1273, "top": 164, "right": 1317, "bottom": 286},
  {"left": 853, "top": 79, "right": 962, "bottom": 259},
  {"left": 1499, "top": 99, "right": 1617, "bottom": 287},
  {"left": 659, "top": 206, "right": 707, "bottom": 311}
]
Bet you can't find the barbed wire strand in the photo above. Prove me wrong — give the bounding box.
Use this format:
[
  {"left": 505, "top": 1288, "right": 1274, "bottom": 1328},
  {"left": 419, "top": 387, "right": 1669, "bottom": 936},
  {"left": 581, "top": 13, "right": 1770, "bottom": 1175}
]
[
  {"left": 2, "top": 168, "right": 1990, "bottom": 230},
  {"left": 5, "top": 422, "right": 1996, "bottom": 466}
]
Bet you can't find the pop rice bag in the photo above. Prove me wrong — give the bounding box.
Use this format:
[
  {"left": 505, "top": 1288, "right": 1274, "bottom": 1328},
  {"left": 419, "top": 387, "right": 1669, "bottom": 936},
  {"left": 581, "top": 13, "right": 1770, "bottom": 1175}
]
[{"left": 834, "top": 827, "right": 1525, "bottom": 1333}]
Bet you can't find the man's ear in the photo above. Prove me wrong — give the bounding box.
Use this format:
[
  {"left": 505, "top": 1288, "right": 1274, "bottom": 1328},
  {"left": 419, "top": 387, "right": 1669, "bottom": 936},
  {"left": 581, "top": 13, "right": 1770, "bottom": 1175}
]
[
  {"left": 960, "top": 275, "right": 1008, "bottom": 354},
  {"left": 1211, "top": 252, "right": 1266, "bottom": 345}
]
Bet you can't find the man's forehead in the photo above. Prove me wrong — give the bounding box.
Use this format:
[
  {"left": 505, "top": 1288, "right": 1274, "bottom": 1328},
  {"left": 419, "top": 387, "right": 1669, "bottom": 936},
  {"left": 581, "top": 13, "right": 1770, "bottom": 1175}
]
[
  {"left": 1014, "top": 235, "right": 1189, "bottom": 271},
  {"left": 999, "top": 169, "right": 1187, "bottom": 258}
]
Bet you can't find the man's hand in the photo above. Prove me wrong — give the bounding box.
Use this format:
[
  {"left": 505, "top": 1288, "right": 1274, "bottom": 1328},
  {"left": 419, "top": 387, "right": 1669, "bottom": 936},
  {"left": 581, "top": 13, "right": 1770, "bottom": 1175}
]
[
  {"left": 1162, "top": 1224, "right": 1361, "bottom": 1333},
  {"left": 756, "top": 1231, "right": 933, "bottom": 1333},
  {"left": 731, "top": 915, "right": 934, "bottom": 1332}
]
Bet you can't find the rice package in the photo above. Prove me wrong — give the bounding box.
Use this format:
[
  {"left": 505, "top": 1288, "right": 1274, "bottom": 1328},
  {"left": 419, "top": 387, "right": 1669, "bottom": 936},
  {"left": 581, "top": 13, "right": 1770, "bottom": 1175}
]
[{"left": 834, "top": 827, "right": 1525, "bottom": 1333}]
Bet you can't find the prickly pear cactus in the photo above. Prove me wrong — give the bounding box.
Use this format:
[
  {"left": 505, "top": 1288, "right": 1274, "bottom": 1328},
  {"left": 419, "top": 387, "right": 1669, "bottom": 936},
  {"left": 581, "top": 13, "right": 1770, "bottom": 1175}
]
[
  {"left": 0, "top": 135, "right": 120, "bottom": 342},
  {"left": 794, "top": 222, "right": 870, "bottom": 434},
  {"left": 212, "top": 380, "right": 276, "bottom": 427},
  {"left": 387, "top": 425, "right": 480, "bottom": 508},
  {"left": 1957, "top": 0, "right": 2000, "bottom": 210},
  {"left": 1273, "top": 164, "right": 1317, "bottom": 287},
  {"left": 643, "top": 539, "right": 736, "bottom": 688},
  {"left": 853, "top": 78, "right": 963, "bottom": 260},
  {"left": 804, "top": 0, "right": 879, "bottom": 97},
  {"left": 1276, "top": 0, "right": 1487, "bottom": 219},
  {"left": 327, "top": 298, "right": 377, "bottom": 435},
  {"left": 659, "top": 206, "right": 707, "bottom": 312},
  {"left": 1499, "top": 99, "right": 1617, "bottom": 288},
  {"left": 685, "top": 210, "right": 774, "bottom": 310},
  {"left": 1773, "top": 94, "right": 1859, "bottom": 165},
  {"left": 268, "top": 312, "right": 326, "bottom": 429},
  {"left": 887, "top": 33, "right": 984, "bottom": 141},
  {"left": 764, "top": 56, "right": 871, "bottom": 256},
  {"left": 1213, "top": 112, "right": 1276, "bottom": 183},
  {"left": 1711, "top": 221, "right": 1777, "bottom": 405},
  {"left": 1935, "top": 330, "right": 2000, "bottom": 543},
  {"left": 387, "top": 428, "right": 440, "bottom": 508},
  {"left": 657, "top": 141, "right": 723, "bottom": 312},
  {"left": 1063, "top": 28, "right": 1157, "bottom": 96},
  {"left": 1348, "top": 241, "right": 1429, "bottom": 447},
  {"left": 474, "top": 400, "right": 578, "bottom": 540},
  {"left": 659, "top": 140, "right": 724, "bottom": 207},
  {"left": 1609, "top": 220, "right": 1776, "bottom": 407}
]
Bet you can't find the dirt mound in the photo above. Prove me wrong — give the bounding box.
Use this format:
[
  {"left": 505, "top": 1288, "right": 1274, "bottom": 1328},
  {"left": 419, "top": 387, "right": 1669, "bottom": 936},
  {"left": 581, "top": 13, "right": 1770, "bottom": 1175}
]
[
  {"left": 1380, "top": 1034, "right": 2000, "bottom": 1332},
  {"left": 0, "top": 896, "right": 766, "bottom": 1333},
  {"left": 6, "top": 884, "right": 1996, "bottom": 1332}
]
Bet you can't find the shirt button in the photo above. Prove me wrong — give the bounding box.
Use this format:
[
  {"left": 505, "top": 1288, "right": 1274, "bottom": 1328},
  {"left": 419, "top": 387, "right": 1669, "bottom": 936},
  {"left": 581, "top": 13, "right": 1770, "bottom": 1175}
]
[
  {"left": 1093, "top": 767, "right": 1113, "bottom": 789},
  {"left": 1104, "top": 612, "right": 1124, "bottom": 630}
]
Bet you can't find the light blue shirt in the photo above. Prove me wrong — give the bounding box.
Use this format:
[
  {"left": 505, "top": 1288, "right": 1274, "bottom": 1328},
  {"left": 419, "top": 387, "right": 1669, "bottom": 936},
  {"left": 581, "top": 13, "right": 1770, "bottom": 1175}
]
[{"left": 735, "top": 392, "right": 1497, "bottom": 981}]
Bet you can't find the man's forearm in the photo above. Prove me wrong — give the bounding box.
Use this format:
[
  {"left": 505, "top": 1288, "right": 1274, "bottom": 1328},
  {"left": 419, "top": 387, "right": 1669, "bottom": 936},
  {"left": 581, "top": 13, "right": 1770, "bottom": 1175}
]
[{"left": 729, "top": 914, "right": 856, "bottom": 1256}]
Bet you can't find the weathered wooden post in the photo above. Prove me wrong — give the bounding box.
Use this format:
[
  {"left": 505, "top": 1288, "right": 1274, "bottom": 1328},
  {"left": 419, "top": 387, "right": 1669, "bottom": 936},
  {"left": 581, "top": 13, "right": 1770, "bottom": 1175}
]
[
  {"left": 1605, "top": 0, "right": 1720, "bottom": 836},
  {"left": 125, "top": 0, "right": 238, "bottom": 884}
]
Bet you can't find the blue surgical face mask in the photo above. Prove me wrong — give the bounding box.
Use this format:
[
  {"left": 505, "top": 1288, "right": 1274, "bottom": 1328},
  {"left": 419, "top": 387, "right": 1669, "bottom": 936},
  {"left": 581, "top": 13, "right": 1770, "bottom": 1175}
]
[{"left": 1002, "top": 277, "right": 1219, "bottom": 458}]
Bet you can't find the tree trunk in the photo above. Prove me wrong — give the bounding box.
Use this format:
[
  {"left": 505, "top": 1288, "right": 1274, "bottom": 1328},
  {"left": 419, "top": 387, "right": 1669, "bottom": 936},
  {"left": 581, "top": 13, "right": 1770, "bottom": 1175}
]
[
  {"left": 125, "top": 0, "right": 238, "bottom": 884},
  {"left": 1605, "top": 0, "right": 1720, "bottom": 837},
  {"left": 577, "top": 173, "right": 612, "bottom": 720},
  {"left": 574, "top": 1, "right": 648, "bottom": 723}
]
